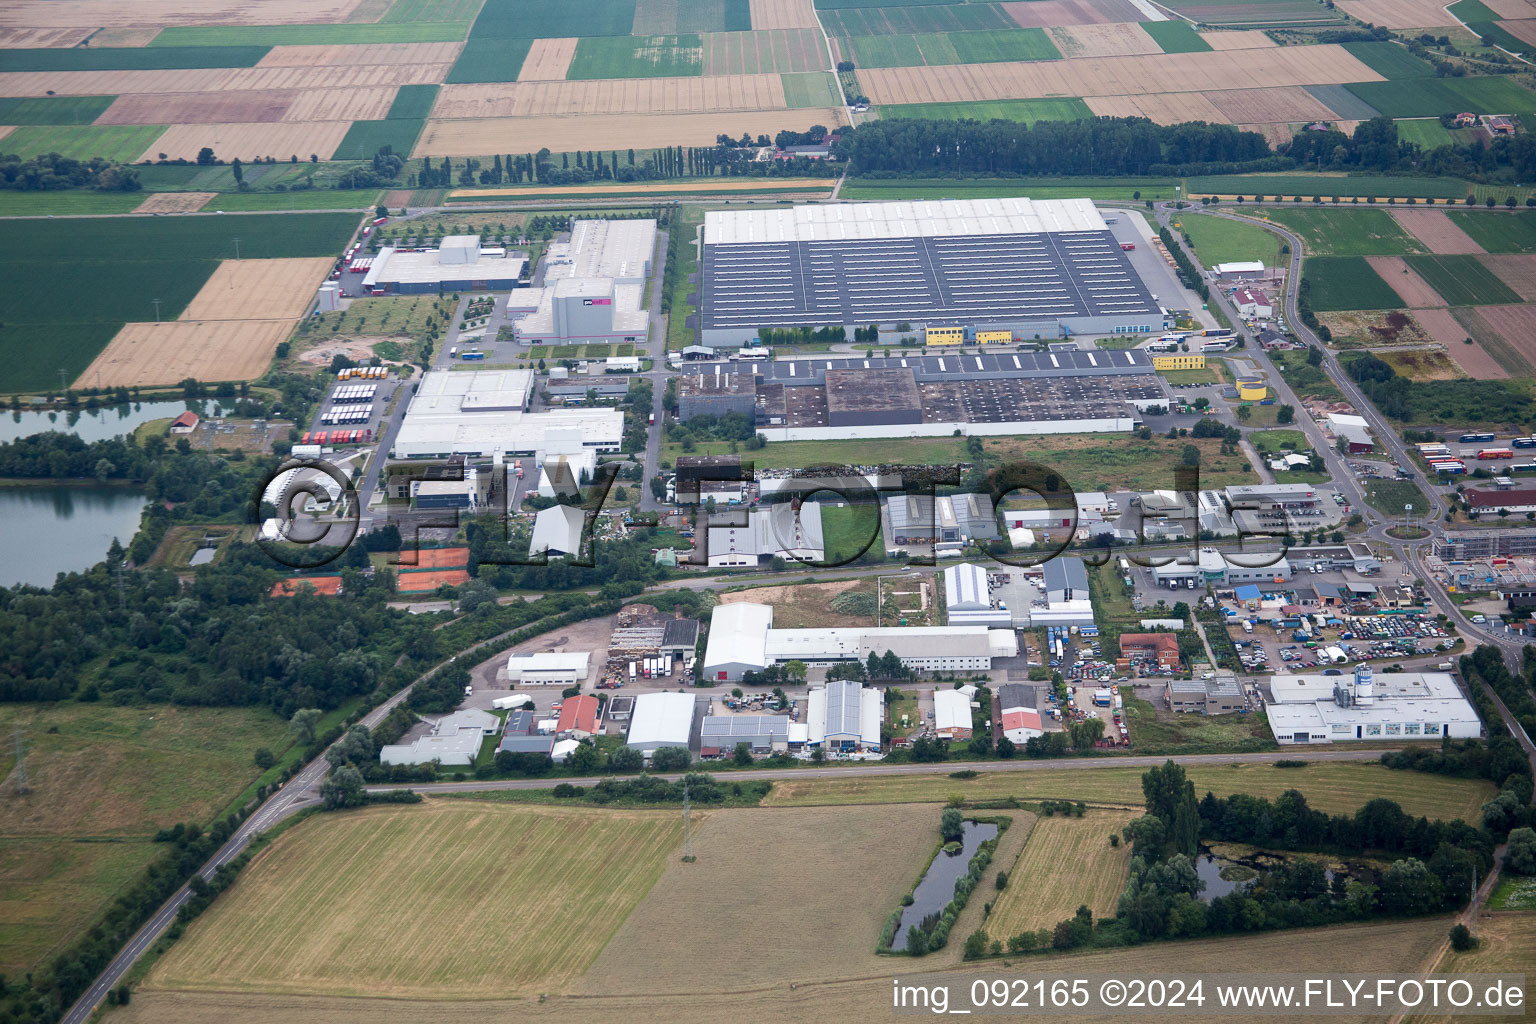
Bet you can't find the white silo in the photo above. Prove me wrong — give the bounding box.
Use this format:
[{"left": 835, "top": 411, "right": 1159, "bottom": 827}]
[{"left": 1354, "top": 664, "right": 1375, "bottom": 706}]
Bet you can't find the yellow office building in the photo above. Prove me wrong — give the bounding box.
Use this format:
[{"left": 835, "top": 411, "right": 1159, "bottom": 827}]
[
  {"left": 977, "top": 329, "right": 1012, "bottom": 344},
  {"left": 926, "top": 326, "right": 964, "bottom": 346},
  {"left": 1152, "top": 353, "right": 1205, "bottom": 370}
]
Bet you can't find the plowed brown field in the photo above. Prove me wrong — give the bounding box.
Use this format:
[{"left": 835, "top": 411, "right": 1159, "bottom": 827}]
[
  {"left": 1390, "top": 209, "right": 1486, "bottom": 253},
  {"left": 1086, "top": 91, "right": 1227, "bottom": 124},
  {"left": 213, "top": 64, "right": 451, "bottom": 91},
  {"left": 1336, "top": 0, "right": 1453, "bottom": 26},
  {"left": 1366, "top": 255, "right": 1448, "bottom": 307},
  {"left": 133, "top": 191, "right": 216, "bottom": 213},
  {"left": 434, "top": 74, "right": 787, "bottom": 117},
  {"left": 0, "top": 27, "right": 94, "bottom": 47},
  {"left": 180, "top": 259, "right": 334, "bottom": 321},
  {"left": 416, "top": 108, "right": 846, "bottom": 154},
  {"left": 1047, "top": 22, "right": 1160, "bottom": 57},
  {"left": 87, "top": 28, "right": 162, "bottom": 46},
  {"left": 1002, "top": 0, "right": 1147, "bottom": 26},
  {"left": 0, "top": 63, "right": 445, "bottom": 98},
  {"left": 1482, "top": 0, "right": 1536, "bottom": 16},
  {"left": 1478, "top": 253, "right": 1536, "bottom": 299},
  {"left": 1407, "top": 307, "right": 1500, "bottom": 378},
  {"left": 1456, "top": 304, "right": 1536, "bottom": 375},
  {"left": 749, "top": 0, "right": 821, "bottom": 30},
  {"left": 517, "top": 38, "right": 578, "bottom": 81},
  {"left": 97, "top": 90, "right": 297, "bottom": 126},
  {"left": 1501, "top": 18, "right": 1536, "bottom": 45},
  {"left": 79, "top": 320, "right": 294, "bottom": 389},
  {"left": 0, "top": 0, "right": 364, "bottom": 27},
  {"left": 256, "top": 42, "right": 465, "bottom": 67},
  {"left": 859, "top": 45, "right": 1380, "bottom": 105},
  {"left": 144, "top": 122, "right": 353, "bottom": 162},
  {"left": 1201, "top": 29, "right": 1279, "bottom": 48},
  {"left": 0, "top": 126, "right": 12, "bottom": 145}
]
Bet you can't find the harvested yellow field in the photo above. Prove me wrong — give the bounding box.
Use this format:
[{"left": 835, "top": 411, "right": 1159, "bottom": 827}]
[
  {"left": 1243, "top": 122, "right": 1301, "bottom": 148},
  {"left": 283, "top": 87, "right": 397, "bottom": 122},
  {"left": 434, "top": 74, "right": 787, "bottom": 118},
  {"left": 750, "top": 0, "right": 822, "bottom": 30},
  {"left": 179, "top": 259, "right": 335, "bottom": 321},
  {"left": 1409, "top": 912, "right": 1536, "bottom": 1023},
  {"left": 142, "top": 801, "right": 684, "bottom": 999},
  {"left": 144, "top": 122, "right": 353, "bottom": 162},
  {"left": 518, "top": 37, "right": 579, "bottom": 81},
  {"left": 1047, "top": 22, "right": 1160, "bottom": 57},
  {"left": 450, "top": 177, "right": 832, "bottom": 198},
  {"left": 133, "top": 191, "right": 216, "bottom": 214},
  {"left": 0, "top": 27, "right": 94, "bottom": 47},
  {"left": 256, "top": 42, "right": 465, "bottom": 67},
  {"left": 859, "top": 45, "right": 1381, "bottom": 105},
  {"left": 1087, "top": 91, "right": 1227, "bottom": 125},
  {"left": 1336, "top": 0, "right": 1455, "bottom": 26},
  {"left": 1202, "top": 29, "right": 1280, "bottom": 47},
  {"left": 86, "top": 28, "right": 163, "bottom": 47},
  {"left": 1208, "top": 85, "right": 1337, "bottom": 123},
  {"left": 986, "top": 810, "right": 1137, "bottom": 937},
  {"left": 417, "top": 108, "right": 844, "bottom": 155},
  {"left": 0, "top": 126, "right": 12, "bottom": 145},
  {"left": 78, "top": 320, "right": 293, "bottom": 389},
  {"left": 117, "top": 919, "right": 1449, "bottom": 1024},
  {"left": 99, "top": 90, "right": 298, "bottom": 126},
  {"left": 213, "top": 63, "right": 451, "bottom": 92},
  {"left": 0, "top": 0, "right": 365, "bottom": 27},
  {"left": 0, "top": 69, "right": 233, "bottom": 97},
  {"left": 1481, "top": 0, "right": 1536, "bottom": 15}
]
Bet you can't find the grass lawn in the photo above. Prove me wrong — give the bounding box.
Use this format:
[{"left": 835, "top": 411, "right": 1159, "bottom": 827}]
[
  {"left": 1251, "top": 428, "right": 1308, "bottom": 453},
  {"left": 762, "top": 761, "right": 1494, "bottom": 821},
  {"left": 1265, "top": 207, "right": 1424, "bottom": 255},
  {"left": 1487, "top": 874, "right": 1536, "bottom": 910},
  {"left": 985, "top": 810, "right": 1136, "bottom": 937},
  {"left": 1394, "top": 118, "right": 1457, "bottom": 148},
  {"left": 1143, "top": 19, "right": 1213, "bottom": 52},
  {"left": 567, "top": 34, "right": 704, "bottom": 78},
  {"left": 1403, "top": 253, "right": 1522, "bottom": 306},
  {"left": 879, "top": 97, "right": 1093, "bottom": 122},
  {"left": 145, "top": 801, "right": 682, "bottom": 997},
  {"left": 1175, "top": 213, "right": 1284, "bottom": 268},
  {"left": 1190, "top": 175, "right": 1470, "bottom": 200},
  {"left": 1361, "top": 478, "right": 1429, "bottom": 517},
  {"left": 1121, "top": 695, "right": 1275, "bottom": 754},
  {"left": 819, "top": 503, "right": 884, "bottom": 565},
  {"left": 0, "top": 125, "right": 165, "bottom": 163},
  {"left": 1272, "top": 349, "right": 1343, "bottom": 403},
  {"left": 780, "top": 71, "right": 841, "bottom": 108},
  {"left": 1445, "top": 210, "right": 1536, "bottom": 252},
  {"left": 1303, "top": 256, "right": 1405, "bottom": 311}
]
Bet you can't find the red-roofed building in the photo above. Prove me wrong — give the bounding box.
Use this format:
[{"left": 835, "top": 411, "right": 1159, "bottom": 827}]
[
  {"left": 556, "top": 694, "right": 599, "bottom": 738},
  {"left": 1467, "top": 488, "right": 1536, "bottom": 515},
  {"left": 1232, "top": 288, "right": 1273, "bottom": 318},
  {"left": 1001, "top": 708, "right": 1043, "bottom": 744},
  {"left": 1117, "top": 632, "right": 1181, "bottom": 670},
  {"left": 169, "top": 410, "right": 200, "bottom": 434}
]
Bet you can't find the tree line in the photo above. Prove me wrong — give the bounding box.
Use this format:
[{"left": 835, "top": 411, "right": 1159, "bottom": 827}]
[{"left": 0, "top": 151, "right": 141, "bottom": 192}]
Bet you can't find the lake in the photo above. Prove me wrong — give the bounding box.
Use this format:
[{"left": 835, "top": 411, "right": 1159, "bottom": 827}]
[
  {"left": 893, "top": 820, "right": 999, "bottom": 948},
  {"left": 0, "top": 485, "right": 147, "bottom": 588},
  {"left": 0, "top": 400, "right": 199, "bottom": 444}
]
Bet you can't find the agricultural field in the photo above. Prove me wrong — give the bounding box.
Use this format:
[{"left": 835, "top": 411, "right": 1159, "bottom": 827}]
[
  {"left": 567, "top": 35, "right": 705, "bottom": 79},
  {"left": 0, "top": 94, "right": 114, "bottom": 124},
  {"left": 1403, "top": 253, "right": 1523, "bottom": 306},
  {"left": 1345, "top": 75, "right": 1536, "bottom": 118},
  {"left": 0, "top": 191, "right": 147, "bottom": 216},
  {"left": 1389, "top": 208, "right": 1486, "bottom": 254},
  {"left": 1394, "top": 117, "right": 1459, "bottom": 149},
  {"left": 1142, "top": 19, "right": 1214, "bottom": 53},
  {"left": 762, "top": 761, "right": 1495, "bottom": 821},
  {"left": 82, "top": 319, "right": 298, "bottom": 389},
  {"left": 1175, "top": 213, "right": 1284, "bottom": 268},
  {"left": 985, "top": 810, "right": 1137, "bottom": 937},
  {"left": 416, "top": 108, "right": 842, "bottom": 154},
  {"left": 0, "top": 124, "right": 166, "bottom": 162},
  {"left": 821, "top": 3, "right": 1016, "bottom": 36},
  {"left": 1411, "top": 911, "right": 1536, "bottom": 1024},
  {"left": 1047, "top": 23, "right": 1161, "bottom": 58},
  {"left": 0, "top": 702, "right": 291, "bottom": 978},
  {"left": 1157, "top": 0, "right": 1346, "bottom": 25},
  {"left": 1365, "top": 256, "right": 1446, "bottom": 307},
  {"left": 1475, "top": 254, "right": 1536, "bottom": 300},
  {"left": 879, "top": 97, "right": 1094, "bottom": 122},
  {"left": 1303, "top": 256, "right": 1406, "bottom": 311},
  {"left": 632, "top": 0, "right": 753, "bottom": 34},
  {"left": 1187, "top": 174, "right": 1470, "bottom": 199},
  {"left": 144, "top": 801, "right": 684, "bottom": 997},
  {"left": 780, "top": 71, "right": 839, "bottom": 107},
  {"left": 1447, "top": 210, "right": 1536, "bottom": 252},
  {"left": 0, "top": 45, "right": 270, "bottom": 71},
  {"left": 703, "top": 28, "right": 827, "bottom": 74},
  {"left": 1340, "top": 40, "right": 1436, "bottom": 77},
  {"left": 1264, "top": 207, "right": 1425, "bottom": 255},
  {"left": 148, "top": 24, "right": 471, "bottom": 45},
  {"left": 208, "top": 189, "right": 384, "bottom": 210},
  {"left": 1317, "top": 309, "right": 1433, "bottom": 349},
  {"left": 1452, "top": 304, "right": 1536, "bottom": 376}
]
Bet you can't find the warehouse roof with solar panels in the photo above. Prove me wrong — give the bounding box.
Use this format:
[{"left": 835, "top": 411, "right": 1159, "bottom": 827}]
[{"left": 698, "top": 198, "right": 1162, "bottom": 346}]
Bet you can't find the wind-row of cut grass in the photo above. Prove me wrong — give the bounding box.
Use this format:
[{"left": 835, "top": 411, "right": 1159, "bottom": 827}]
[
  {"left": 1303, "top": 255, "right": 1406, "bottom": 311},
  {"left": 985, "top": 810, "right": 1137, "bottom": 937},
  {"left": 1265, "top": 207, "right": 1424, "bottom": 255},
  {"left": 0, "top": 125, "right": 165, "bottom": 163},
  {"left": 879, "top": 97, "right": 1093, "bottom": 123},
  {"left": 567, "top": 35, "right": 705, "bottom": 78},
  {"left": 1187, "top": 174, "right": 1473, "bottom": 199},
  {"left": 1447, "top": 210, "right": 1536, "bottom": 252},
  {"left": 149, "top": 23, "right": 470, "bottom": 45},
  {"left": 1143, "top": 19, "right": 1213, "bottom": 53},
  {"left": 1403, "top": 253, "right": 1522, "bottom": 305},
  {"left": 0, "top": 46, "right": 268, "bottom": 69},
  {"left": 763, "top": 761, "right": 1494, "bottom": 821},
  {"left": 1341, "top": 40, "right": 1437, "bottom": 78},
  {"left": 1175, "top": 213, "right": 1285, "bottom": 268},
  {"left": 0, "top": 95, "right": 115, "bottom": 126},
  {"left": 1345, "top": 75, "right": 1536, "bottom": 118}
]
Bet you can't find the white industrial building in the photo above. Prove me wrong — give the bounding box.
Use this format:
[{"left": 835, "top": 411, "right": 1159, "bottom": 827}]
[
  {"left": 944, "top": 562, "right": 1011, "bottom": 627},
  {"left": 933, "top": 688, "right": 973, "bottom": 740},
  {"left": 378, "top": 708, "right": 499, "bottom": 766},
  {"left": 530, "top": 504, "right": 586, "bottom": 559},
  {"left": 1152, "top": 547, "right": 1292, "bottom": 586},
  {"left": 706, "top": 501, "right": 825, "bottom": 567},
  {"left": 625, "top": 691, "right": 697, "bottom": 755},
  {"left": 807, "top": 680, "right": 883, "bottom": 754},
  {"left": 1266, "top": 665, "right": 1481, "bottom": 745},
  {"left": 1030, "top": 556, "right": 1095, "bottom": 627},
  {"left": 392, "top": 369, "right": 623, "bottom": 460},
  {"left": 510, "top": 219, "right": 655, "bottom": 344},
  {"left": 700, "top": 602, "right": 1017, "bottom": 682},
  {"left": 363, "top": 234, "right": 526, "bottom": 294},
  {"left": 505, "top": 651, "right": 591, "bottom": 686}
]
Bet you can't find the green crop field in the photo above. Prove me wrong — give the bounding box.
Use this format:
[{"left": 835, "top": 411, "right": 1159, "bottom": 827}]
[
  {"left": 448, "top": 0, "right": 635, "bottom": 81},
  {"left": 206, "top": 189, "right": 383, "bottom": 211},
  {"left": 386, "top": 84, "right": 441, "bottom": 121},
  {"left": 636, "top": 0, "right": 752, "bottom": 33},
  {"left": 1265, "top": 207, "right": 1425, "bottom": 255},
  {"left": 380, "top": 0, "right": 487, "bottom": 20},
  {"left": 1303, "top": 256, "right": 1406, "bottom": 311},
  {"left": 0, "top": 191, "right": 146, "bottom": 216},
  {"left": 0, "top": 125, "right": 165, "bottom": 163},
  {"left": 148, "top": 23, "right": 469, "bottom": 45},
  {"left": 1189, "top": 175, "right": 1472, "bottom": 199},
  {"left": 333, "top": 119, "right": 427, "bottom": 161},
  {"left": 1341, "top": 40, "right": 1436, "bottom": 78},
  {"left": 0, "top": 46, "right": 268, "bottom": 70},
  {"left": 1346, "top": 75, "right": 1536, "bottom": 118},
  {"left": 781, "top": 72, "right": 841, "bottom": 108},
  {"left": 145, "top": 801, "right": 682, "bottom": 998},
  {"left": 946, "top": 27, "right": 1060, "bottom": 62},
  {"left": 567, "top": 35, "right": 704, "bottom": 78},
  {"left": 821, "top": 3, "right": 1013, "bottom": 34},
  {"left": 763, "top": 761, "right": 1494, "bottom": 822},
  {"left": 1174, "top": 213, "right": 1284, "bottom": 268},
  {"left": 879, "top": 98, "right": 1093, "bottom": 122},
  {"left": 1446, "top": 210, "right": 1536, "bottom": 252},
  {"left": 1157, "top": 0, "right": 1344, "bottom": 24},
  {"left": 1143, "top": 20, "right": 1213, "bottom": 53},
  {"left": 445, "top": 37, "right": 532, "bottom": 82},
  {"left": 1394, "top": 117, "right": 1458, "bottom": 148},
  {"left": 0, "top": 703, "right": 291, "bottom": 978},
  {"left": 846, "top": 33, "right": 924, "bottom": 67},
  {"left": 0, "top": 213, "right": 356, "bottom": 392},
  {"left": 1403, "top": 253, "right": 1522, "bottom": 305},
  {"left": 841, "top": 176, "right": 1176, "bottom": 201},
  {"left": 0, "top": 96, "right": 115, "bottom": 125}
]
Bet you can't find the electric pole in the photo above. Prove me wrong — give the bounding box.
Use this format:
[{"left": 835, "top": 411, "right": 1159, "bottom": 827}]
[
  {"left": 681, "top": 774, "right": 694, "bottom": 862},
  {"left": 233, "top": 237, "right": 242, "bottom": 261}
]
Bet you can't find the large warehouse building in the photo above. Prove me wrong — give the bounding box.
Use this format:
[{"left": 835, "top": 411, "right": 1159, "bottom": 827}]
[
  {"left": 677, "top": 349, "right": 1164, "bottom": 441},
  {"left": 698, "top": 198, "right": 1162, "bottom": 347},
  {"left": 391, "top": 369, "right": 623, "bottom": 460},
  {"left": 363, "top": 235, "right": 525, "bottom": 294},
  {"left": 510, "top": 219, "right": 654, "bottom": 345},
  {"left": 1266, "top": 665, "right": 1480, "bottom": 745},
  {"left": 701, "top": 602, "right": 1018, "bottom": 682}
]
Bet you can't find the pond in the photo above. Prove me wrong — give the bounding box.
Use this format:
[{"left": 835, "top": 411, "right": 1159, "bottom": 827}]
[
  {"left": 0, "top": 484, "right": 147, "bottom": 588},
  {"left": 893, "top": 820, "right": 998, "bottom": 948},
  {"left": 0, "top": 400, "right": 203, "bottom": 444},
  {"left": 1195, "top": 844, "right": 1353, "bottom": 901}
]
